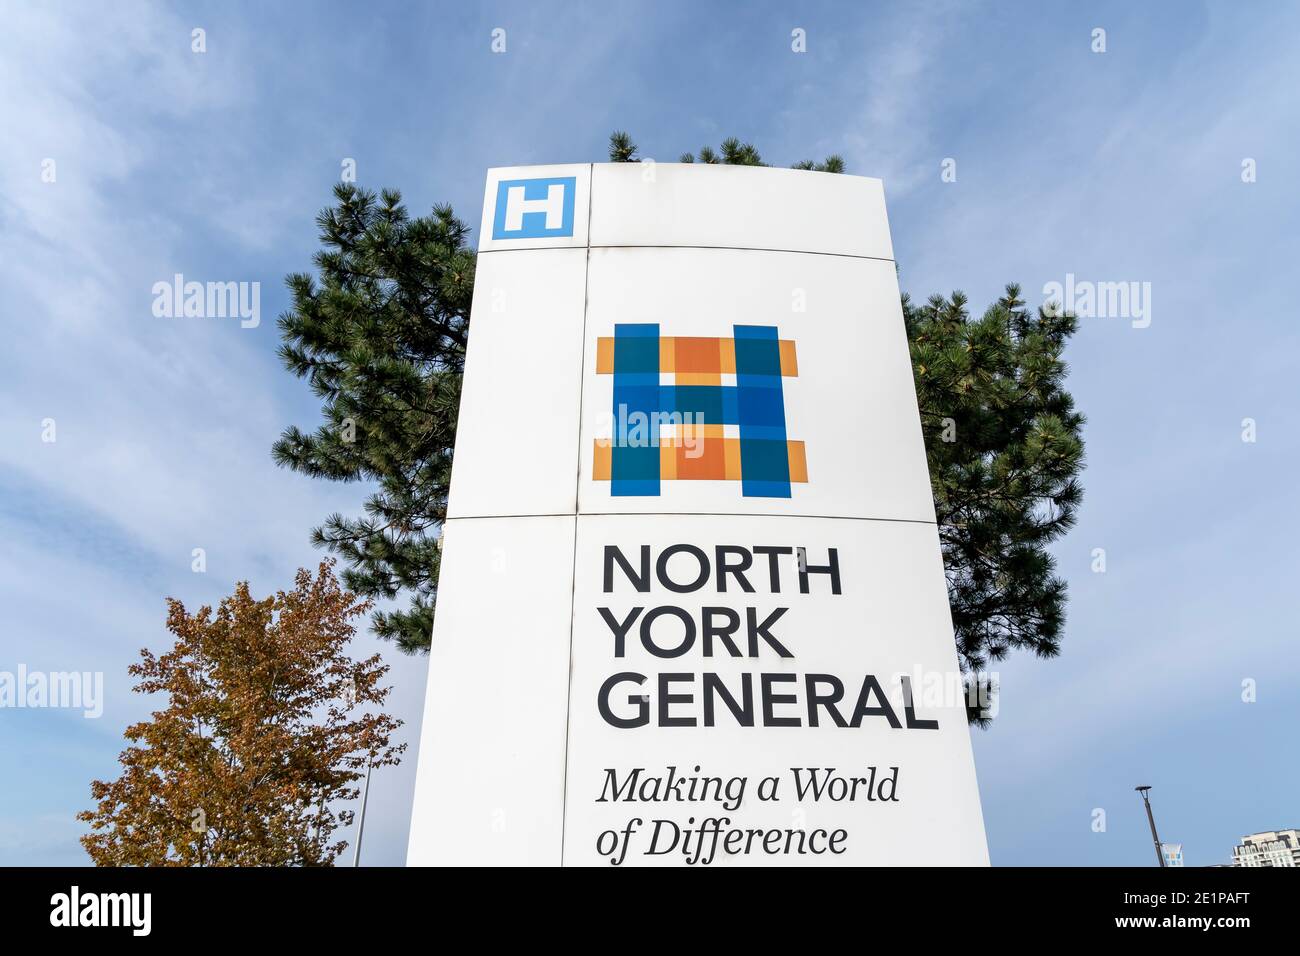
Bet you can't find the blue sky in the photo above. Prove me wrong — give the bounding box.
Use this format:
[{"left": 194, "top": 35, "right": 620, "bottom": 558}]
[{"left": 2, "top": 0, "right": 1298, "bottom": 866}]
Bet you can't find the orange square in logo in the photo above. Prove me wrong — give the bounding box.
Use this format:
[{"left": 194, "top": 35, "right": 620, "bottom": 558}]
[
  {"left": 786, "top": 440, "right": 808, "bottom": 483},
  {"left": 779, "top": 340, "right": 799, "bottom": 377},
  {"left": 675, "top": 437, "right": 728, "bottom": 480},
  {"left": 673, "top": 336, "right": 724, "bottom": 374}
]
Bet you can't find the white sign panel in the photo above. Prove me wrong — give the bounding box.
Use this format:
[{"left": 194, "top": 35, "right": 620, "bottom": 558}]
[{"left": 407, "top": 163, "right": 989, "bottom": 866}]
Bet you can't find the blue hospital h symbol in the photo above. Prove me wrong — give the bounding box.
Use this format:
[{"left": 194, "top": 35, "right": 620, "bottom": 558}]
[{"left": 492, "top": 177, "right": 576, "bottom": 239}]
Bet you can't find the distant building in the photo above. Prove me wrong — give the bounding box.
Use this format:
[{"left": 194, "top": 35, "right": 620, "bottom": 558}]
[
  {"left": 1231, "top": 830, "right": 1300, "bottom": 867},
  {"left": 1161, "top": 843, "right": 1184, "bottom": 867}
]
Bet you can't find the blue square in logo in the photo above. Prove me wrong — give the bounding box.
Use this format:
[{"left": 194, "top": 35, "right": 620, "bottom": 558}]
[{"left": 491, "top": 177, "right": 577, "bottom": 239}]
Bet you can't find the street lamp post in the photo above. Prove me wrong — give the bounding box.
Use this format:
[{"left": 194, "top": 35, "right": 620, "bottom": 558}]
[
  {"left": 1135, "top": 785, "right": 1165, "bottom": 867},
  {"left": 352, "top": 761, "right": 373, "bottom": 868}
]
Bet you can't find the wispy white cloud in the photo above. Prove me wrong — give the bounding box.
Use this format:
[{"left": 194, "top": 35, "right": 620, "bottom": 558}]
[{"left": 0, "top": 1, "right": 403, "bottom": 863}]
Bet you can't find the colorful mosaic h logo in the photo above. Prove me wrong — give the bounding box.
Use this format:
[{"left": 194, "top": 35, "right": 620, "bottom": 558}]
[{"left": 592, "top": 324, "right": 807, "bottom": 498}]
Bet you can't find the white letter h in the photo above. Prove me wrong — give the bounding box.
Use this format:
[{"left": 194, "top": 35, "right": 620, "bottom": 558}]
[{"left": 504, "top": 183, "right": 565, "bottom": 231}]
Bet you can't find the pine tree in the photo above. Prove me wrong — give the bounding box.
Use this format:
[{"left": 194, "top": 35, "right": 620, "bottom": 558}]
[
  {"left": 644, "top": 130, "right": 844, "bottom": 172},
  {"left": 273, "top": 187, "right": 474, "bottom": 652},
  {"left": 273, "top": 133, "right": 1084, "bottom": 723},
  {"left": 904, "top": 288, "right": 1084, "bottom": 723}
]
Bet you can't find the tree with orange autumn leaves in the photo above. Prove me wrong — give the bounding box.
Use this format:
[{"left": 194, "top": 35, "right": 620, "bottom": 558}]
[{"left": 79, "top": 561, "right": 404, "bottom": 866}]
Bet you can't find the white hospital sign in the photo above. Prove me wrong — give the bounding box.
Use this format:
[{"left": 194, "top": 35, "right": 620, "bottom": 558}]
[{"left": 407, "top": 163, "right": 989, "bottom": 866}]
